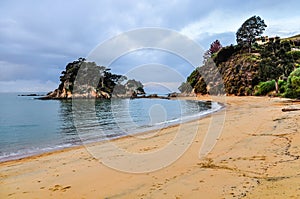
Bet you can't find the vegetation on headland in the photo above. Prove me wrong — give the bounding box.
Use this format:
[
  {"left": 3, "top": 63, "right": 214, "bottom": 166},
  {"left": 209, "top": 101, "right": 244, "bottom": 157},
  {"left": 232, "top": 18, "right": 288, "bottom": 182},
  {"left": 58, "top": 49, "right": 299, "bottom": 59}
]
[
  {"left": 180, "top": 15, "right": 300, "bottom": 98},
  {"left": 45, "top": 58, "right": 145, "bottom": 99}
]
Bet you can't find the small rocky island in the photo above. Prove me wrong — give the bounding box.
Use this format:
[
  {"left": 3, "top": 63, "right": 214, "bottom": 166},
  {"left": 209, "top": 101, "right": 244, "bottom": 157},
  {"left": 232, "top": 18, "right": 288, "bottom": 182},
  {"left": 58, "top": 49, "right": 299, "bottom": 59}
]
[{"left": 42, "top": 58, "right": 145, "bottom": 99}]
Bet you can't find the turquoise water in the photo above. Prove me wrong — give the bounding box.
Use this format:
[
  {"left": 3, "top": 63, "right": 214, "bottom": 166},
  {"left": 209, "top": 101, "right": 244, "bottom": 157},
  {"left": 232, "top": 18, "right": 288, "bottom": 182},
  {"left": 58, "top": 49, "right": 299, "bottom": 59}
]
[{"left": 0, "top": 93, "right": 222, "bottom": 162}]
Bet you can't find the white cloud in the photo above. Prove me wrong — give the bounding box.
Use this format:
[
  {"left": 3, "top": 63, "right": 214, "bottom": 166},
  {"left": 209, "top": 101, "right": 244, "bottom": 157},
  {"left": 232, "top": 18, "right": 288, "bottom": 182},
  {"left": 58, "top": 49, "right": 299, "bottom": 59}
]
[
  {"left": 264, "top": 16, "right": 300, "bottom": 38},
  {"left": 180, "top": 11, "right": 242, "bottom": 40}
]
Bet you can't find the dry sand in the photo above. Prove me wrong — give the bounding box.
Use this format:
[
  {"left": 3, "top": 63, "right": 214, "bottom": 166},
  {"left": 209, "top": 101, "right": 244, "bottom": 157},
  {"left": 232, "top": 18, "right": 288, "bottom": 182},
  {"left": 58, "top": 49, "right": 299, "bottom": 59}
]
[{"left": 1, "top": 96, "right": 300, "bottom": 198}]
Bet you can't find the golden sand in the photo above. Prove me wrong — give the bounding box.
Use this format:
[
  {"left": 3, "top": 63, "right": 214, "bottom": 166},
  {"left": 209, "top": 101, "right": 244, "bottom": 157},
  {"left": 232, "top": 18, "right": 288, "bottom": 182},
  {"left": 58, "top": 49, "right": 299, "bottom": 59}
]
[{"left": 1, "top": 96, "right": 299, "bottom": 198}]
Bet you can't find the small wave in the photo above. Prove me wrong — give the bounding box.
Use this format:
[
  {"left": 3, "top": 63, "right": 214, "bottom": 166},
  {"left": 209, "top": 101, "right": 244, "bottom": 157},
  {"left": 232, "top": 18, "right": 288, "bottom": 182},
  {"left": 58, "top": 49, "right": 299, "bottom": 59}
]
[
  {"left": 152, "top": 102, "right": 223, "bottom": 126},
  {"left": 0, "top": 143, "right": 75, "bottom": 162}
]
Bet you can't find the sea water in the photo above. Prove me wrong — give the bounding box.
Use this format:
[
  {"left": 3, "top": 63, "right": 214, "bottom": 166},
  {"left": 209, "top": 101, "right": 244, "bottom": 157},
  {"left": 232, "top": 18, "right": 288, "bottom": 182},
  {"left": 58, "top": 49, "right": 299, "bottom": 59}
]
[{"left": 0, "top": 93, "right": 222, "bottom": 162}]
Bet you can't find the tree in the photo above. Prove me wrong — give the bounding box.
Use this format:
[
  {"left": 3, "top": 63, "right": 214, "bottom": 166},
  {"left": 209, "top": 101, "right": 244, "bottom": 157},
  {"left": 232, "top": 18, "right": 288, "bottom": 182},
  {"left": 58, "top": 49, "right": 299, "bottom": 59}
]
[
  {"left": 203, "top": 40, "right": 222, "bottom": 64},
  {"left": 209, "top": 40, "right": 222, "bottom": 54},
  {"left": 236, "top": 15, "right": 267, "bottom": 53}
]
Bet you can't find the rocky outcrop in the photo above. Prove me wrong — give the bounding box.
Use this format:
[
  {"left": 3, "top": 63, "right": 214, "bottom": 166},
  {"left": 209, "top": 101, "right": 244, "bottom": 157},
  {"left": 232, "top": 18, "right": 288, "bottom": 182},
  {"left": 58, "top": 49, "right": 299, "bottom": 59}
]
[
  {"left": 112, "top": 79, "right": 145, "bottom": 98},
  {"left": 43, "top": 59, "right": 145, "bottom": 99},
  {"left": 219, "top": 53, "right": 260, "bottom": 96},
  {"left": 167, "top": 92, "right": 196, "bottom": 98},
  {"left": 184, "top": 53, "right": 260, "bottom": 96}
]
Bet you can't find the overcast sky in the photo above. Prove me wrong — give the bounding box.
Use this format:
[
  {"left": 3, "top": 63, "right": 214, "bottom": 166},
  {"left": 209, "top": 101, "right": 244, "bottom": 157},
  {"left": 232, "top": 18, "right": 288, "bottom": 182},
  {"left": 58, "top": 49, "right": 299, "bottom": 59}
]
[{"left": 0, "top": 0, "right": 299, "bottom": 92}]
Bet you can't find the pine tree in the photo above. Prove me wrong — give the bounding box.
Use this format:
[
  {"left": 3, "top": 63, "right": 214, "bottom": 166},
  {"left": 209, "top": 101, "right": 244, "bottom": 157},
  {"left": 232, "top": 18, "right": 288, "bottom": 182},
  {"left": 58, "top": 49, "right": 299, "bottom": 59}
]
[{"left": 236, "top": 16, "right": 267, "bottom": 53}]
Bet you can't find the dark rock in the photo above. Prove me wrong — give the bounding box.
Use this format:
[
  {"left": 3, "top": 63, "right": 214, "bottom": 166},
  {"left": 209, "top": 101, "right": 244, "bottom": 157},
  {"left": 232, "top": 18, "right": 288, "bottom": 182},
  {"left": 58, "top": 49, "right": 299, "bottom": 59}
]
[{"left": 18, "top": 94, "right": 44, "bottom": 97}]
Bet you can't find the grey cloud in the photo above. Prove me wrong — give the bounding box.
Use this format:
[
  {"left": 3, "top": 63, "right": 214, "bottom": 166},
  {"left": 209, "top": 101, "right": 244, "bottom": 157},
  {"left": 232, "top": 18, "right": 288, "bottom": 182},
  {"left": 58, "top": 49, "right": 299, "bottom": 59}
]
[
  {"left": 109, "top": 49, "right": 194, "bottom": 82},
  {"left": 0, "top": 0, "right": 299, "bottom": 92}
]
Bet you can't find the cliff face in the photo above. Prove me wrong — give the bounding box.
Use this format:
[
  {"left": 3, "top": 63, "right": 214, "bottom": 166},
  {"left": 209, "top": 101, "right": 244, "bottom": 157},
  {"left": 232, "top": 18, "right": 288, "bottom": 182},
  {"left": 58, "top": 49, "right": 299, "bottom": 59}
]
[
  {"left": 182, "top": 48, "right": 260, "bottom": 96},
  {"left": 46, "top": 59, "right": 145, "bottom": 99},
  {"left": 219, "top": 53, "right": 260, "bottom": 95},
  {"left": 183, "top": 37, "right": 300, "bottom": 96}
]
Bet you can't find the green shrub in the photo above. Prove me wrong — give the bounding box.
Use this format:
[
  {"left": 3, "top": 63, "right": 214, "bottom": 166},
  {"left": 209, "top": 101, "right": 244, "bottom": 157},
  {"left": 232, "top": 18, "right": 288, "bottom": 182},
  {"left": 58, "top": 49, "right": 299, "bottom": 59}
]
[
  {"left": 187, "top": 68, "right": 201, "bottom": 87},
  {"left": 279, "top": 80, "right": 287, "bottom": 94},
  {"left": 284, "top": 68, "right": 300, "bottom": 98},
  {"left": 194, "top": 77, "right": 207, "bottom": 94},
  {"left": 254, "top": 80, "right": 287, "bottom": 96},
  {"left": 254, "top": 80, "right": 275, "bottom": 96},
  {"left": 288, "top": 50, "right": 300, "bottom": 58},
  {"left": 213, "top": 45, "right": 242, "bottom": 65}
]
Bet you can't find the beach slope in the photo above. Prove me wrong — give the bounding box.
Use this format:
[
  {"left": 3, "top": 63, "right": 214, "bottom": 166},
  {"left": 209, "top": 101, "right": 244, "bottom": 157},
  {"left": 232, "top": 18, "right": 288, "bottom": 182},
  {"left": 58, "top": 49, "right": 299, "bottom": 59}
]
[{"left": 1, "top": 96, "right": 300, "bottom": 198}]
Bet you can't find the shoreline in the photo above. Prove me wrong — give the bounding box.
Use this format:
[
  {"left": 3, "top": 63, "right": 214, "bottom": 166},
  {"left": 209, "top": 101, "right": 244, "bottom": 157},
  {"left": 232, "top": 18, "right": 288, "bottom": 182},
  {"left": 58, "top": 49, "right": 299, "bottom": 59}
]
[
  {"left": 0, "top": 97, "right": 224, "bottom": 164},
  {"left": 1, "top": 96, "right": 300, "bottom": 198}
]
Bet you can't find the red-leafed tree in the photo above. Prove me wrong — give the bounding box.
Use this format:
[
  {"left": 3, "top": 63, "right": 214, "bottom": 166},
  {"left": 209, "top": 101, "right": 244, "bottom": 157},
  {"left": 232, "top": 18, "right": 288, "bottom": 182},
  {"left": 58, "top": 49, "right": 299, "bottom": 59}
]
[
  {"left": 203, "top": 40, "right": 222, "bottom": 63},
  {"left": 209, "top": 40, "right": 222, "bottom": 54}
]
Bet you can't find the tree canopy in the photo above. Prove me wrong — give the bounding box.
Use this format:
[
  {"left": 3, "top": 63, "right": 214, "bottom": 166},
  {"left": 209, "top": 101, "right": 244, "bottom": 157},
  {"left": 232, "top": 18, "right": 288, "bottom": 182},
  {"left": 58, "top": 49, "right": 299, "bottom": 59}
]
[
  {"left": 236, "top": 15, "right": 267, "bottom": 52},
  {"left": 209, "top": 40, "right": 222, "bottom": 54},
  {"left": 203, "top": 40, "right": 223, "bottom": 63}
]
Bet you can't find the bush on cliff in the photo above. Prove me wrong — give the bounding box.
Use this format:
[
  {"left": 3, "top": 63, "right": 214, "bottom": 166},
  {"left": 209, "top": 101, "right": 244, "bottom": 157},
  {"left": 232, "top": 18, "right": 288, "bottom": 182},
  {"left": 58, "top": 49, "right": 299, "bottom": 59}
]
[
  {"left": 194, "top": 77, "right": 207, "bottom": 95},
  {"left": 254, "top": 80, "right": 286, "bottom": 96},
  {"left": 213, "top": 45, "right": 242, "bottom": 65},
  {"left": 284, "top": 68, "right": 300, "bottom": 98}
]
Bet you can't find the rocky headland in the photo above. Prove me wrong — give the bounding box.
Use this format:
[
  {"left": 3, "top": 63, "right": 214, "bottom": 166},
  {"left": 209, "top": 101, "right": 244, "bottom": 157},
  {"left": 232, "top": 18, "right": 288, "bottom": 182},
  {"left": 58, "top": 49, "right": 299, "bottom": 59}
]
[
  {"left": 42, "top": 58, "right": 145, "bottom": 100},
  {"left": 180, "top": 35, "right": 300, "bottom": 98}
]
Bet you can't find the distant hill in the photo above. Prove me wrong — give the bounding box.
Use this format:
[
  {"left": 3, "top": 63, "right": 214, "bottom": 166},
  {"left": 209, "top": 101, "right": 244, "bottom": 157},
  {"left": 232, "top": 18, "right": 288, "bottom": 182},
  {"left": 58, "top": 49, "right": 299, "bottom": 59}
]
[{"left": 285, "top": 34, "right": 300, "bottom": 40}]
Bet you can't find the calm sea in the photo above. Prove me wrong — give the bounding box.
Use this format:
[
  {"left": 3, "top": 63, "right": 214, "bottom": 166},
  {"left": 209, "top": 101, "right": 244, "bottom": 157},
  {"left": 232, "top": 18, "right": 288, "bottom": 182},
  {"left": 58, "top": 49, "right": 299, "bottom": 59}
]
[{"left": 0, "top": 93, "right": 222, "bottom": 162}]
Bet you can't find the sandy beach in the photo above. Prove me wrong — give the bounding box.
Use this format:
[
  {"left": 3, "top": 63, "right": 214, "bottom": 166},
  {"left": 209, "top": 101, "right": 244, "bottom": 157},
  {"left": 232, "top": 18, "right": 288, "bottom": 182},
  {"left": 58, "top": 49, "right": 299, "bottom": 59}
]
[{"left": 1, "top": 96, "right": 300, "bottom": 198}]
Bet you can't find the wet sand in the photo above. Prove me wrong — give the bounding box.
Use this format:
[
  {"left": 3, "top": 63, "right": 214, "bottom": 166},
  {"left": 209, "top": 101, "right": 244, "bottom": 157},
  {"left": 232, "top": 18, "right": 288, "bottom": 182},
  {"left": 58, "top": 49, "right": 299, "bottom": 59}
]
[{"left": 1, "top": 96, "right": 299, "bottom": 198}]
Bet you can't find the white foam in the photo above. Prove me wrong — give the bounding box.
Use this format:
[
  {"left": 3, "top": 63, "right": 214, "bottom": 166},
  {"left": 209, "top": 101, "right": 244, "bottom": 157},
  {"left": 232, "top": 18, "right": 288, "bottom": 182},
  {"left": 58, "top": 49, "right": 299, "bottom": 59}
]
[{"left": 0, "top": 143, "right": 74, "bottom": 162}]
